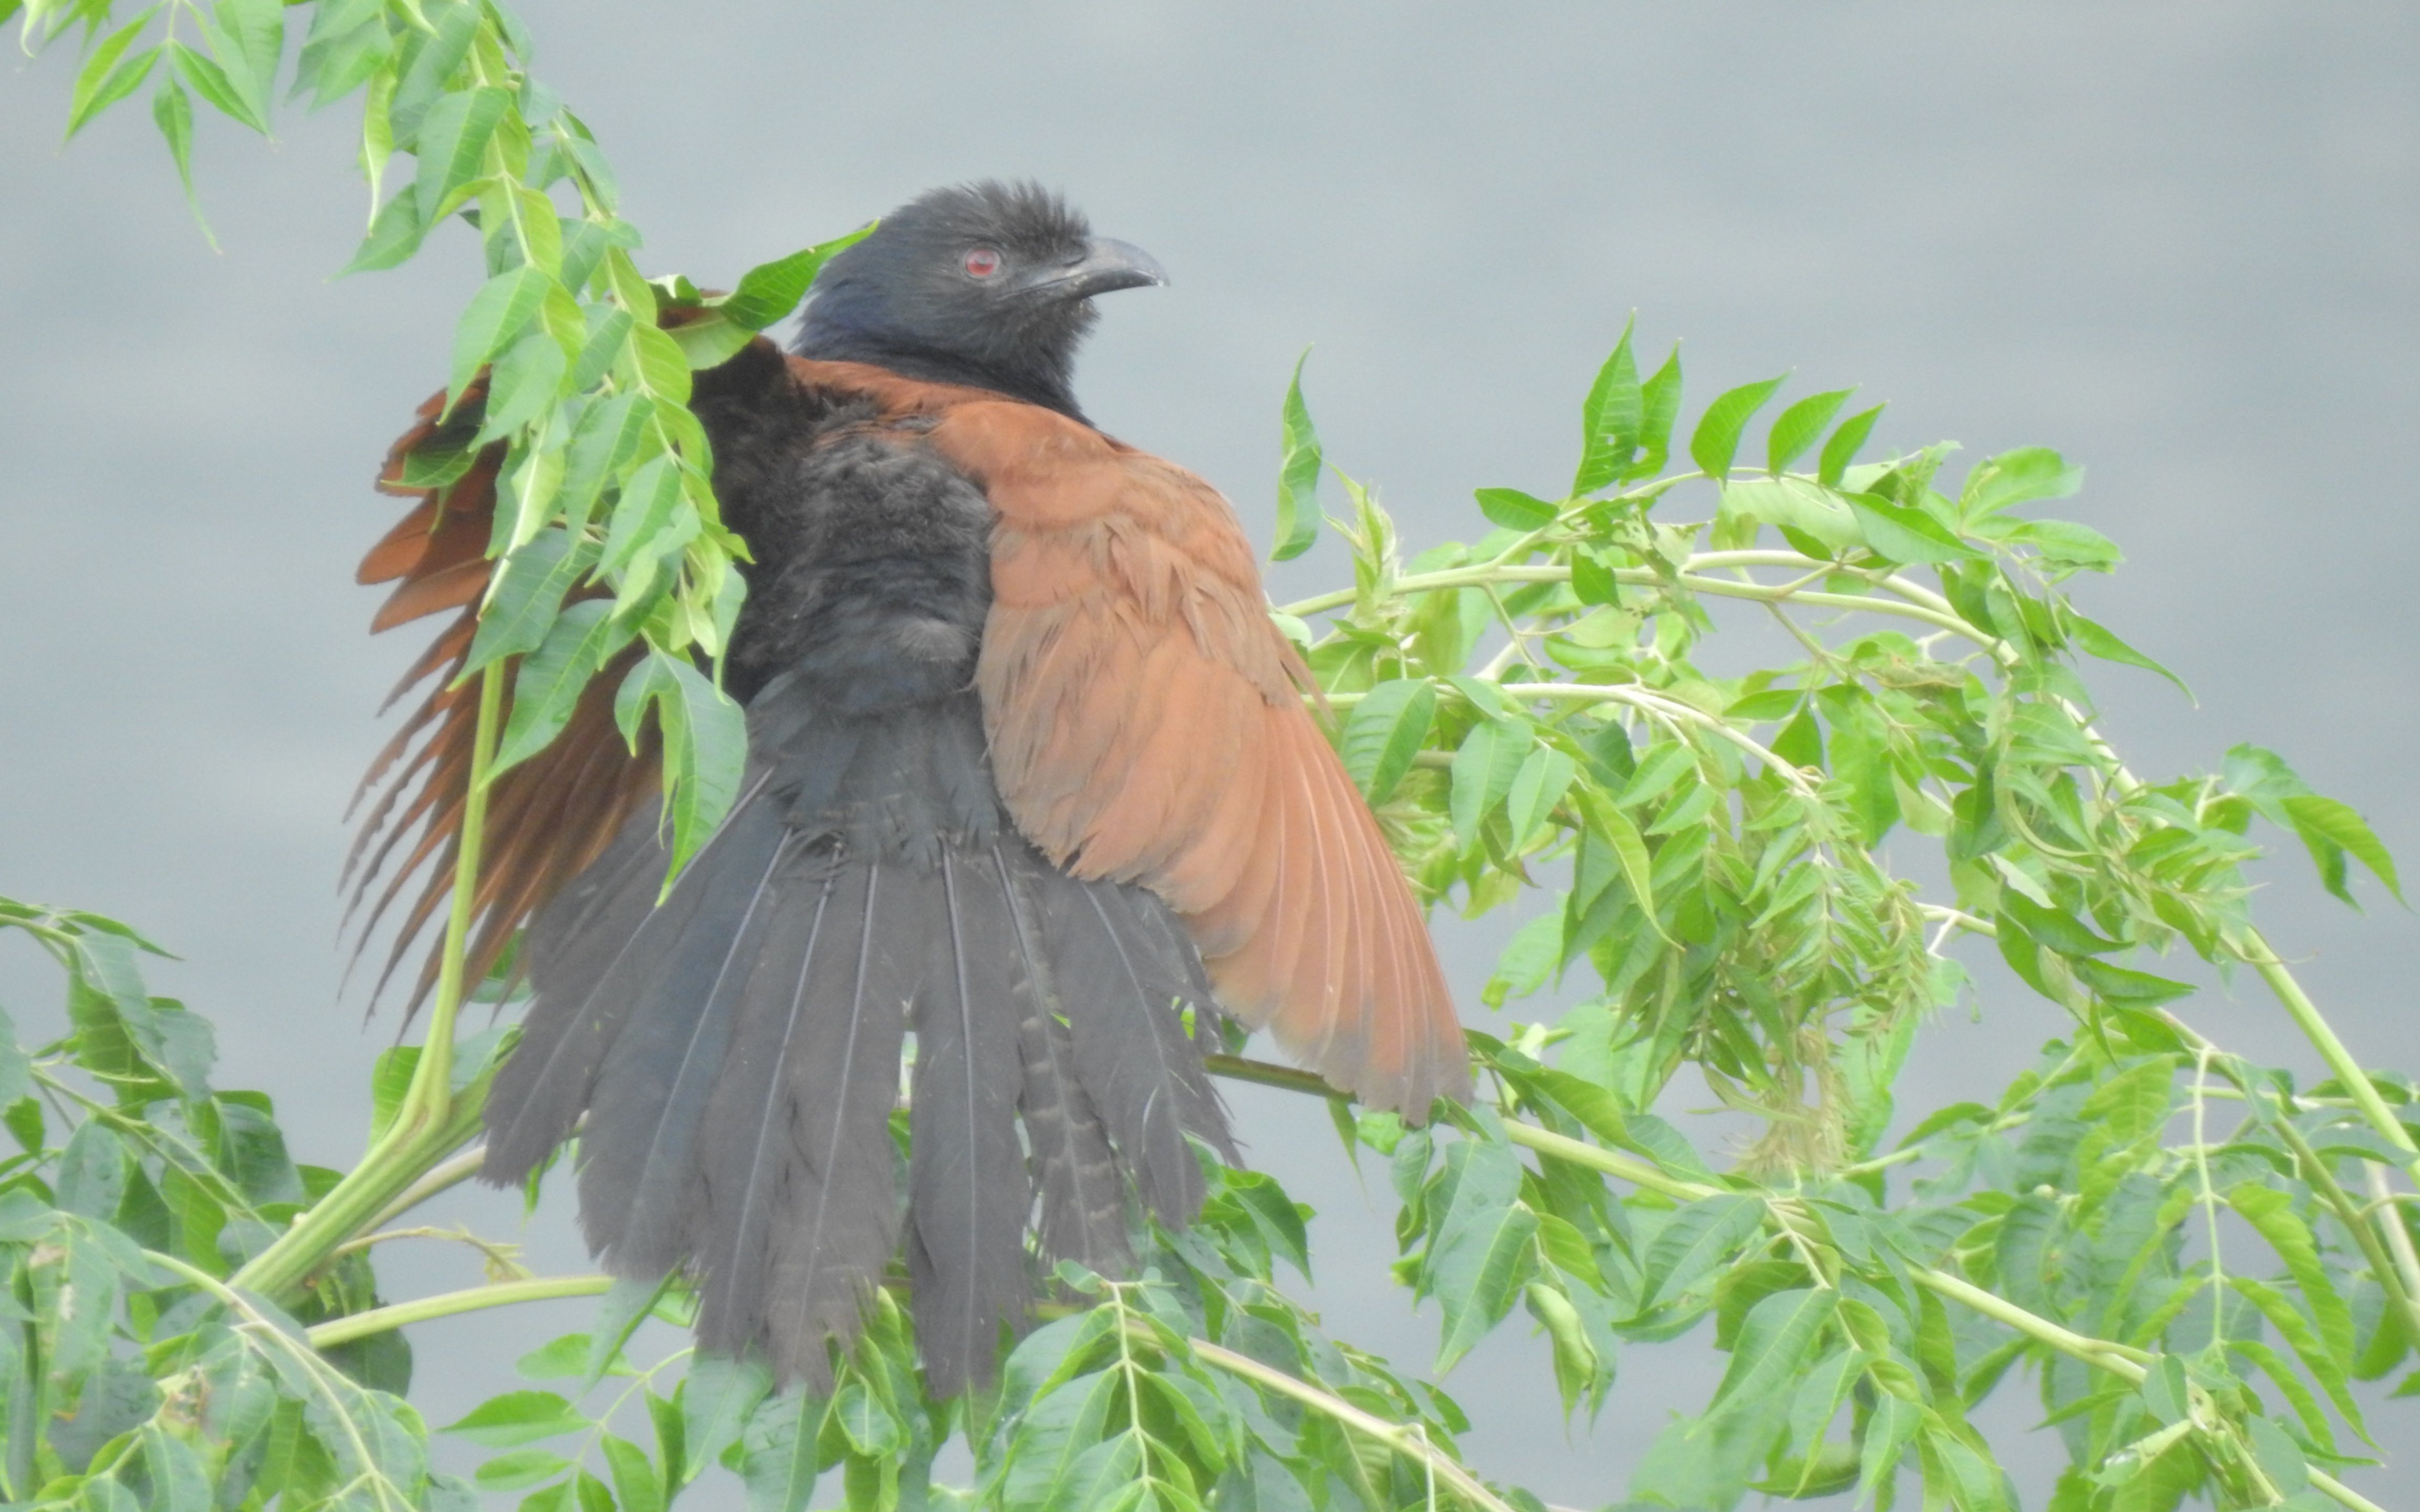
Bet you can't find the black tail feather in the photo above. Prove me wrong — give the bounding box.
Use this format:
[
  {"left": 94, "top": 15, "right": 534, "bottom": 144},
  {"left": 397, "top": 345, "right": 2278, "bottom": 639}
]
[
  {"left": 575, "top": 802, "right": 789, "bottom": 1276},
  {"left": 482, "top": 701, "right": 1236, "bottom": 1392},
  {"left": 990, "top": 844, "right": 1130, "bottom": 1276},
  {"left": 1045, "top": 876, "right": 1236, "bottom": 1222},
  {"left": 907, "top": 850, "right": 1039, "bottom": 1395}
]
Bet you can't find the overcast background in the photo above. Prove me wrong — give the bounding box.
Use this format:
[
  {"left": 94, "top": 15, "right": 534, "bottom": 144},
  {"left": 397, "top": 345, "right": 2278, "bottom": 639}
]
[{"left": 4, "top": 3, "right": 2417, "bottom": 1506}]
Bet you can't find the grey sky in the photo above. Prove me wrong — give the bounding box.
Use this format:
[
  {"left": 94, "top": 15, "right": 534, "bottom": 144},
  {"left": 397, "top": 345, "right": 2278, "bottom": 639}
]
[{"left": 4, "top": 3, "right": 2416, "bottom": 1504}]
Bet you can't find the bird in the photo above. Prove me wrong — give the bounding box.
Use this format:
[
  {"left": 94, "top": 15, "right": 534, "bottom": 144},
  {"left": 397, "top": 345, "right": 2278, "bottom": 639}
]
[{"left": 348, "top": 181, "right": 1469, "bottom": 1394}]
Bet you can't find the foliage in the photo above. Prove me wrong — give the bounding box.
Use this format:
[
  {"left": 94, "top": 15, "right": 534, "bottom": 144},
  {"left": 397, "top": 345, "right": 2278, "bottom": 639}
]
[{"left": 10, "top": 4, "right": 2420, "bottom": 1511}]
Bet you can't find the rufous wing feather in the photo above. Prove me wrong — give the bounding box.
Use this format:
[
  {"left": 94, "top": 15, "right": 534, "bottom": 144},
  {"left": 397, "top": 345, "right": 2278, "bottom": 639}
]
[
  {"left": 937, "top": 401, "right": 1470, "bottom": 1117},
  {"left": 350, "top": 381, "right": 656, "bottom": 1011}
]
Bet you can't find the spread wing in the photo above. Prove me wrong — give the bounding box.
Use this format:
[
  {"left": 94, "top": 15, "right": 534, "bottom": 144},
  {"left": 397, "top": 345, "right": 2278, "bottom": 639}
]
[
  {"left": 935, "top": 400, "right": 1470, "bottom": 1115},
  {"left": 348, "top": 379, "right": 656, "bottom": 1010},
  {"left": 353, "top": 333, "right": 854, "bottom": 1010}
]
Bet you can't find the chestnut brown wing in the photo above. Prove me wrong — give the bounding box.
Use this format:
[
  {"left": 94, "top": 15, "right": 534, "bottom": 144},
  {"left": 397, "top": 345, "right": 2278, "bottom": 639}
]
[{"left": 934, "top": 399, "right": 1469, "bottom": 1116}]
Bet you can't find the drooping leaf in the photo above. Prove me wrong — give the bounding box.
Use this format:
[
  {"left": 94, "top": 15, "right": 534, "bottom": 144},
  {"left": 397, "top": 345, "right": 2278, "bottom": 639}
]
[
  {"left": 1338, "top": 680, "right": 1436, "bottom": 804},
  {"left": 1425, "top": 1133, "right": 1537, "bottom": 1371}
]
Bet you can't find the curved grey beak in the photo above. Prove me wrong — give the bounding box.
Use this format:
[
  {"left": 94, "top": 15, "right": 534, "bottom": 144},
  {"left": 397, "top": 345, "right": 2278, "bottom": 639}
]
[{"left": 1028, "top": 236, "right": 1168, "bottom": 300}]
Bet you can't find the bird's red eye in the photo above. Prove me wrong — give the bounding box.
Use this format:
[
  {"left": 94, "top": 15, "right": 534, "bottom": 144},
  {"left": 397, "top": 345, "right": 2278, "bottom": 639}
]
[{"left": 963, "top": 247, "right": 1002, "bottom": 278}]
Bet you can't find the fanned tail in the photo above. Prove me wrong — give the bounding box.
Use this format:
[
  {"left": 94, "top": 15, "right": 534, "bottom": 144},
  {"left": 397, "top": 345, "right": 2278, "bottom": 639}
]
[{"left": 479, "top": 716, "right": 1234, "bottom": 1392}]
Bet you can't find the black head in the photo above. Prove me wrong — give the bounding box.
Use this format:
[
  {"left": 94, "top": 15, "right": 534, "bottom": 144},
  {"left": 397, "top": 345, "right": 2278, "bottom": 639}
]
[{"left": 791, "top": 181, "right": 1165, "bottom": 422}]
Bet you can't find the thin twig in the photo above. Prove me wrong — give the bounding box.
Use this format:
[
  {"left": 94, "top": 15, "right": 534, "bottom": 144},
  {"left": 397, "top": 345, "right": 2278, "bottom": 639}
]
[{"left": 1188, "top": 1338, "right": 1517, "bottom": 1512}]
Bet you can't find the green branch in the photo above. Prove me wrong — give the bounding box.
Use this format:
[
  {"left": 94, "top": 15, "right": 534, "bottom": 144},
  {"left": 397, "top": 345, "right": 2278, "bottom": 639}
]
[
  {"left": 1276, "top": 556, "right": 2005, "bottom": 656},
  {"left": 305, "top": 1274, "right": 616, "bottom": 1350},
  {"left": 2239, "top": 930, "right": 2420, "bottom": 1188},
  {"left": 1186, "top": 1338, "right": 1516, "bottom": 1512},
  {"left": 230, "top": 664, "right": 507, "bottom": 1303}
]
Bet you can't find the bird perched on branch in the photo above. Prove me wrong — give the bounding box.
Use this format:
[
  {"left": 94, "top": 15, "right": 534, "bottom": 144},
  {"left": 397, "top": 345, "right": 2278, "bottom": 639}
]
[{"left": 351, "top": 182, "right": 1468, "bottom": 1393}]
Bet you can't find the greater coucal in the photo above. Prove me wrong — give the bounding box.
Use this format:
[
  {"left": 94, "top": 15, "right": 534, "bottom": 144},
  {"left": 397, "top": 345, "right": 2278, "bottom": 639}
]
[{"left": 351, "top": 182, "right": 1469, "bottom": 1392}]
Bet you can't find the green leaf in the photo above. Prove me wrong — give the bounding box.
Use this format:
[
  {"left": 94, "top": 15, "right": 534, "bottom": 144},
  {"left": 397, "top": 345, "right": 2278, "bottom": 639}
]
[
  {"left": 1271, "top": 349, "right": 1322, "bottom": 562},
  {"left": 1504, "top": 747, "right": 1577, "bottom": 849},
  {"left": 584, "top": 1276, "right": 670, "bottom": 1386},
  {"left": 1572, "top": 786, "right": 1662, "bottom": 940},
  {"left": 1633, "top": 343, "right": 1683, "bottom": 479},
  {"left": 1707, "top": 1288, "right": 1837, "bottom": 1421},
  {"left": 1639, "top": 1194, "right": 1764, "bottom": 1309},
  {"left": 616, "top": 652, "right": 749, "bottom": 883},
  {"left": 2281, "top": 793, "right": 2404, "bottom": 906},
  {"left": 477, "top": 331, "right": 571, "bottom": 447},
  {"left": 1615, "top": 740, "right": 1695, "bottom": 811},
  {"left": 2229, "top": 1184, "right": 2355, "bottom": 1371},
  {"left": 2007, "top": 517, "right": 2121, "bottom": 572},
  {"left": 294, "top": 0, "right": 390, "bottom": 108},
  {"left": 1843, "top": 491, "right": 1975, "bottom": 564},
  {"left": 737, "top": 1392, "right": 822, "bottom": 1512},
  {"left": 1854, "top": 1385, "right": 1920, "bottom": 1500},
  {"left": 1338, "top": 679, "right": 1435, "bottom": 804},
  {"left": 601, "top": 455, "right": 685, "bottom": 574},
  {"left": 1786, "top": 1348, "right": 1866, "bottom": 1463},
  {"left": 387, "top": 1, "right": 479, "bottom": 144},
  {"left": 411, "top": 85, "right": 511, "bottom": 227},
  {"left": 830, "top": 1381, "right": 901, "bottom": 1459},
  {"left": 2067, "top": 610, "right": 2190, "bottom": 698},
  {"left": 1994, "top": 890, "right": 2123, "bottom": 957},
  {"left": 475, "top": 1447, "right": 571, "bottom": 1492},
  {"left": 340, "top": 191, "right": 427, "bottom": 277},
  {"left": 444, "top": 1391, "right": 589, "bottom": 1448},
  {"left": 200, "top": 0, "right": 281, "bottom": 129},
  {"left": 492, "top": 602, "right": 633, "bottom": 774},
  {"left": 65, "top": 9, "right": 161, "bottom": 140},
  {"left": 1687, "top": 374, "right": 1788, "bottom": 482},
  {"left": 2244, "top": 1415, "right": 2309, "bottom": 1496},
  {"left": 681, "top": 1356, "right": 773, "bottom": 1482},
  {"left": 515, "top": 1335, "right": 591, "bottom": 1381},
  {"left": 2230, "top": 1275, "right": 2365, "bottom": 1432},
  {"left": 1473, "top": 487, "right": 1558, "bottom": 532},
  {"left": 450, "top": 266, "right": 556, "bottom": 410},
  {"left": 558, "top": 390, "right": 651, "bottom": 527},
  {"left": 1449, "top": 719, "right": 1529, "bottom": 849},
  {"left": 1426, "top": 1135, "right": 1537, "bottom": 1371},
  {"left": 150, "top": 78, "right": 213, "bottom": 244},
  {"left": 1523, "top": 1279, "right": 1601, "bottom": 1418},
  {"left": 602, "top": 1434, "right": 667, "bottom": 1512},
  {"left": 164, "top": 39, "right": 256, "bottom": 132},
  {"left": 1224, "top": 1169, "right": 1312, "bottom": 1279},
  {"left": 57, "top": 1119, "right": 128, "bottom": 1220},
  {"left": 1961, "top": 445, "right": 2082, "bottom": 519},
  {"left": 1720, "top": 476, "right": 1862, "bottom": 553},
  {"left": 2070, "top": 958, "right": 2194, "bottom": 1007},
  {"left": 720, "top": 225, "right": 875, "bottom": 329},
  {"left": 1573, "top": 317, "right": 1642, "bottom": 494},
  {"left": 665, "top": 309, "right": 756, "bottom": 370},
  {"left": 1764, "top": 387, "right": 1853, "bottom": 475},
  {"left": 1927, "top": 1431, "right": 2010, "bottom": 1512},
  {"left": 1817, "top": 403, "right": 1884, "bottom": 487}
]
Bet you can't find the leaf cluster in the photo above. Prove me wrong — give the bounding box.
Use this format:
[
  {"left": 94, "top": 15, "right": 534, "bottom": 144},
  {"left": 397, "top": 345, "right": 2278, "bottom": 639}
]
[{"left": 0, "top": 898, "right": 473, "bottom": 1511}]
